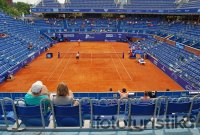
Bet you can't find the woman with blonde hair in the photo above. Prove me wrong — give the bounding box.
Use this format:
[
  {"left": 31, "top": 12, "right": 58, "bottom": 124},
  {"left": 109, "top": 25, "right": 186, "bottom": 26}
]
[{"left": 52, "top": 82, "right": 78, "bottom": 106}]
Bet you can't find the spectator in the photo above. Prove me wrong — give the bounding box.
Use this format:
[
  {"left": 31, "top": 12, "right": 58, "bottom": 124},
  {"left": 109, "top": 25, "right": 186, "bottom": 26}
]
[
  {"left": 118, "top": 88, "right": 129, "bottom": 99},
  {"left": 28, "top": 43, "right": 33, "bottom": 50},
  {"left": 6, "top": 74, "right": 14, "bottom": 81},
  {"left": 52, "top": 82, "right": 78, "bottom": 106},
  {"left": 25, "top": 81, "right": 50, "bottom": 106},
  {"left": 109, "top": 88, "right": 113, "bottom": 92},
  {"left": 166, "top": 88, "right": 170, "bottom": 91},
  {"left": 140, "top": 91, "right": 150, "bottom": 101}
]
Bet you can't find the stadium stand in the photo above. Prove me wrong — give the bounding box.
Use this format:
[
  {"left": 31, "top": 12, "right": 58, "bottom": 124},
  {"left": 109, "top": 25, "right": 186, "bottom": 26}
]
[
  {"left": 34, "top": 0, "right": 61, "bottom": 8},
  {"left": 179, "top": 0, "right": 200, "bottom": 9},
  {"left": 1, "top": 0, "right": 200, "bottom": 133},
  {"left": 123, "top": 0, "right": 177, "bottom": 9},
  {"left": 149, "top": 21, "right": 200, "bottom": 49},
  {"left": 34, "top": 0, "right": 178, "bottom": 10},
  {"left": 31, "top": 17, "right": 200, "bottom": 49},
  {"left": 65, "top": 0, "right": 118, "bottom": 9},
  {"left": 0, "top": 11, "right": 53, "bottom": 82},
  {"left": 138, "top": 37, "right": 200, "bottom": 89}
]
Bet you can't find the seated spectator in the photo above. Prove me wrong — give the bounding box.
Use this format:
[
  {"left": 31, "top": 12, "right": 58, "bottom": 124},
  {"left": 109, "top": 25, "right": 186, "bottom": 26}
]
[
  {"left": 28, "top": 43, "right": 33, "bottom": 50},
  {"left": 166, "top": 88, "right": 170, "bottom": 91},
  {"left": 140, "top": 91, "right": 150, "bottom": 101},
  {"left": 25, "top": 81, "right": 50, "bottom": 106},
  {"left": 52, "top": 82, "right": 78, "bottom": 106},
  {"left": 118, "top": 88, "right": 129, "bottom": 99},
  {"left": 6, "top": 74, "right": 14, "bottom": 81},
  {"left": 109, "top": 88, "right": 113, "bottom": 92},
  {"left": 0, "top": 33, "right": 8, "bottom": 38}
]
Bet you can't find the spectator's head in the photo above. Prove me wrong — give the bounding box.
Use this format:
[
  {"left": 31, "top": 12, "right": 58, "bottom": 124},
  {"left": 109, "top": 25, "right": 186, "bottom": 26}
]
[
  {"left": 122, "top": 88, "right": 127, "bottom": 93},
  {"left": 57, "top": 82, "right": 69, "bottom": 96},
  {"left": 31, "top": 81, "right": 43, "bottom": 95},
  {"left": 109, "top": 88, "right": 113, "bottom": 92},
  {"left": 166, "top": 88, "right": 170, "bottom": 91},
  {"left": 144, "top": 91, "right": 149, "bottom": 96}
]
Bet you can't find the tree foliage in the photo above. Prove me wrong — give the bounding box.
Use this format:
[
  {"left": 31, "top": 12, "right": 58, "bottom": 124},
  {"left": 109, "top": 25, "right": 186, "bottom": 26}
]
[
  {"left": 0, "top": 0, "right": 30, "bottom": 17},
  {"left": 14, "top": 2, "right": 30, "bottom": 15}
]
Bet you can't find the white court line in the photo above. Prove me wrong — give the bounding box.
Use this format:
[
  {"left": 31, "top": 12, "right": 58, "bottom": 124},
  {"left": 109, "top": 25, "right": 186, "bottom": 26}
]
[
  {"left": 91, "top": 53, "right": 92, "bottom": 65},
  {"left": 47, "top": 55, "right": 65, "bottom": 81},
  {"left": 111, "top": 56, "right": 122, "bottom": 80},
  {"left": 47, "top": 45, "right": 73, "bottom": 81},
  {"left": 111, "top": 45, "right": 132, "bottom": 81},
  {"left": 47, "top": 79, "right": 132, "bottom": 82},
  {"left": 57, "top": 54, "right": 73, "bottom": 81}
]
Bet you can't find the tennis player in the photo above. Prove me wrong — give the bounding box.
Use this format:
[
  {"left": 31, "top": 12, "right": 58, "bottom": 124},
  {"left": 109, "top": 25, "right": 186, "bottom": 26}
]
[{"left": 76, "top": 52, "right": 80, "bottom": 63}]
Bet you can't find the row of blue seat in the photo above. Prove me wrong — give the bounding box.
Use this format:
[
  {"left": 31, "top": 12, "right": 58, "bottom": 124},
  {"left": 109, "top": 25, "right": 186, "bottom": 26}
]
[
  {"left": 0, "top": 95, "right": 200, "bottom": 130},
  {"left": 0, "top": 11, "right": 52, "bottom": 77},
  {"left": 34, "top": 0, "right": 178, "bottom": 9},
  {"left": 138, "top": 37, "right": 200, "bottom": 89},
  {"left": 30, "top": 17, "right": 200, "bottom": 49}
]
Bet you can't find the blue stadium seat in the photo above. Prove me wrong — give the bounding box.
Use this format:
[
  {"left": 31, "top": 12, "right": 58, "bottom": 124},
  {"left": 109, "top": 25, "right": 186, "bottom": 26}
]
[
  {"left": 52, "top": 105, "right": 83, "bottom": 127},
  {"left": 0, "top": 98, "right": 16, "bottom": 128},
  {"left": 15, "top": 98, "right": 50, "bottom": 127},
  {"left": 90, "top": 101, "right": 119, "bottom": 128},
  {"left": 126, "top": 99, "right": 157, "bottom": 128}
]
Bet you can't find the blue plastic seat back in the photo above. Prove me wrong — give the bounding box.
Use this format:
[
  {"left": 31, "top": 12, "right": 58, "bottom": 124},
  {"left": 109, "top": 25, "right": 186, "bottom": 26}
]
[
  {"left": 159, "top": 103, "right": 166, "bottom": 115},
  {"left": 92, "top": 104, "right": 118, "bottom": 115},
  {"left": 120, "top": 103, "right": 126, "bottom": 113},
  {"left": 167, "top": 102, "right": 191, "bottom": 114},
  {"left": 0, "top": 103, "right": 16, "bottom": 124},
  {"left": 81, "top": 103, "right": 90, "bottom": 115},
  {"left": 131, "top": 103, "right": 155, "bottom": 116},
  {"left": 81, "top": 100, "right": 98, "bottom": 115},
  {"left": 0, "top": 104, "right": 13, "bottom": 115},
  {"left": 15, "top": 105, "right": 50, "bottom": 127},
  {"left": 54, "top": 105, "right": 81, "bottom": 127},
  {"left": 192, "top": 101, "right": 200, "bottom": 110}
]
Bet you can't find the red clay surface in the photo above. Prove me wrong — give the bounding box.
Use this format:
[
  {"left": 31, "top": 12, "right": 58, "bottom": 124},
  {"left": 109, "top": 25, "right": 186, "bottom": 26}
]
[{"left": 0, "top": 42, "right": 183, "bottom": 92}]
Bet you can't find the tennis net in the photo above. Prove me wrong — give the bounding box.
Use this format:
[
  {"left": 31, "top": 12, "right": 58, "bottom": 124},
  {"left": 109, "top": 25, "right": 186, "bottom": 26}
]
[{"left": 59, "top": 52, "right": 124, "bottom": 59}]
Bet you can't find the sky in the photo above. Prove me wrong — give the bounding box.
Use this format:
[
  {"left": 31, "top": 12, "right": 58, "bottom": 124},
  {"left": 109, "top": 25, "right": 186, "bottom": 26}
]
[
  {"left": 13, "top": 0, "right": 38, "bottom": 4},
  {"left": 12, "top": 0, "right": 65, "bottom": 4}
]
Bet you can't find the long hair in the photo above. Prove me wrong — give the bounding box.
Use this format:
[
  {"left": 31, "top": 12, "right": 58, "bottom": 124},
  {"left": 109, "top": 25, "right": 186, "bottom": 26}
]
[{"left": 57, "top": 82, "right": 69, "bottom": 96}]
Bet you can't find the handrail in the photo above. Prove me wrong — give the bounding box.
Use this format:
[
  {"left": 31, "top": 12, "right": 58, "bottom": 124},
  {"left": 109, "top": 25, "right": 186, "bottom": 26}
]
[
  {"left": 0, "top": 99, "right": 8, "bottom": 128},
  {"left": 40, "top": 98, "right": 50, "bottom": 129},
  {"left": 190, "top": 94, "right": 200, "bottom": 124},
  {"left": 3, "top": 97, "right": 19, "bottom": 129}
]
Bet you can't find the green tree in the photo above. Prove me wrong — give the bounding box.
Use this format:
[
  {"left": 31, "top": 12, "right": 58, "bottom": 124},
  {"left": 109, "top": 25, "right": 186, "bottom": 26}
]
[
  {"left": 0, "top": 0, "right": 30, "bottom": 17},
  {"left": 14, "top": 2, "right": 30, "bottom": 15}
]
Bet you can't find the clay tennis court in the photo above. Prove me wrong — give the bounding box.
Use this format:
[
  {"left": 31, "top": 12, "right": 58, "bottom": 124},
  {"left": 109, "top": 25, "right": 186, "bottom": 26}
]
[{"left": 0, "top": 42, "right": 183, "bottom": 92}]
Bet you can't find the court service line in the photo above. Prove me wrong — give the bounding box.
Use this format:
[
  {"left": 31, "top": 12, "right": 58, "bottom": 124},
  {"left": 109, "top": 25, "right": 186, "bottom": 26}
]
[
  {"left": 111, "top": 45, "right": 132, "bottom": 81},
  {"left": 47, "top": 45, "right": 74, "bottom": 81},
  {"left": 111, "top": 56, "right": 122, "bottom": 80}
]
